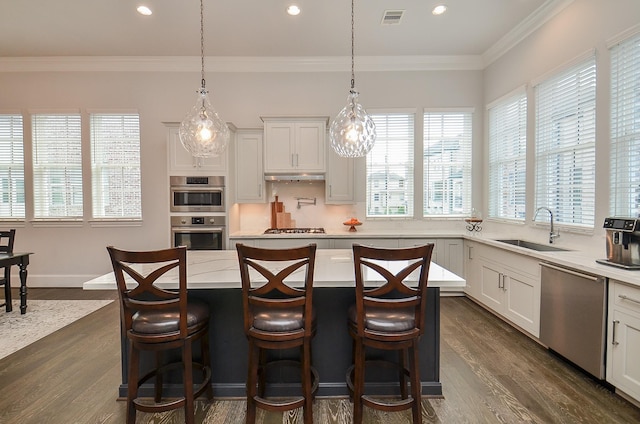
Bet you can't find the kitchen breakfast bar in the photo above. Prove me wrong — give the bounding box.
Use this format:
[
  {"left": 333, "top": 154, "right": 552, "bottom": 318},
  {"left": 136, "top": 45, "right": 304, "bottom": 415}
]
[{"left": 83, "top": 249, "right": 465, "bottom": 398}]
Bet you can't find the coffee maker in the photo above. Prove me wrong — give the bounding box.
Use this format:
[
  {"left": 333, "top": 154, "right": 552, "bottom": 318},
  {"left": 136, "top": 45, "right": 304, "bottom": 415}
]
[{"left": 596, "top": 217, "right": 640, "bottom": 269}]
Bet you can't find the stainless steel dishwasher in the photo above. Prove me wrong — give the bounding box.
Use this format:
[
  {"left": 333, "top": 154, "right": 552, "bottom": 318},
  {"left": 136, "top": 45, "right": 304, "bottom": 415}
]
[{"left": 540, "top": 262, "right": 607, "bottom": 379}]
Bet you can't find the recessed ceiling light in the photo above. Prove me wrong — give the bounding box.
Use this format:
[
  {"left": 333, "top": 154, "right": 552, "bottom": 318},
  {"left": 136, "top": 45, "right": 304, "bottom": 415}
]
[
  {"left": 287, "top": 5, "right": 301, "bottom": 16},
  {"left": 432, "top": 5, "right": 447, "bottom": 16},
  {"left": 137, "top": 5, "right": 152, "bottom": 16}
]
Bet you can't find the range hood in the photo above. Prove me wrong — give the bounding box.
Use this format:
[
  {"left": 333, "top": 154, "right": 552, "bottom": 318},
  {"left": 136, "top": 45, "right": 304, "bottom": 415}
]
[{"left": 264, "top": 173, "right": 324, "bottom": 182}]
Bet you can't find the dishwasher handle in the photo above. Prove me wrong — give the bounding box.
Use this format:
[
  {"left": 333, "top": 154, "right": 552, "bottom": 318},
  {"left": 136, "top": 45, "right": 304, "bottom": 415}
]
[{"left": 540, "top": 262, "right": 600, "bottom": 281}]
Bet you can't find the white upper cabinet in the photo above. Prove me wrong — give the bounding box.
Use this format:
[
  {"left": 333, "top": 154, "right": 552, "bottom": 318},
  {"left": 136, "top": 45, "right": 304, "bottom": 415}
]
[
  {"left": 235, "top": 129, "right": 265, "bottom": 203},
  {"left": 262, "top": 117, "right": 327, "bottom": 173},
  {"left": 167, "top": 126, "right": 227, "bottom": 175},
  {"left": 325, "top": 145, "right": 355, "bottom": 204}
]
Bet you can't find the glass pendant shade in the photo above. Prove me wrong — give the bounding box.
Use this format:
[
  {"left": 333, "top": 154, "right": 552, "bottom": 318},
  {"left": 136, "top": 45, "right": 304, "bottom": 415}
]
[
  {"left": 179, "top": 87, "right": 230, "bottom": 158},
  {"left": 329, "top": 89, "right": 376, "bottom": 158}
]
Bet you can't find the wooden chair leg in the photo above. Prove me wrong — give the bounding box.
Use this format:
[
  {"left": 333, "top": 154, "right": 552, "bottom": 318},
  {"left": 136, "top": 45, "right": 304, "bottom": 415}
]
[
  {"left": 301, "top": 341, "right": 313, "bottom": 424},
  {"left": 183, "top": 342, "right": 195, "bottom": 424},
  {"left": 246, "top": 341, "right": 259, "bottom": 424},
  {"left": 127, "top": 343, "right": 140, "bottom": 424},
  {"left": 399, "top": 348, "right": 408, "bottom": 399},
  {"left": 409, "top": 344, "right": 422, "bottom": 424},
  {"left": 352, "top": 339, "right": 365, "bottom": 424}
]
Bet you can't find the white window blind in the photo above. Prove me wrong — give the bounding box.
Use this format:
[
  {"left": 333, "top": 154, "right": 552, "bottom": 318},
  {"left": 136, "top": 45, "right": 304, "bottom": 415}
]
[
  {"left": 423, "top": 111, "right": 472, "bottom": 217},
  {"left": 488, "top": 92, "right": 527, "bottom": 220},
  {"left": 91, "top": 113, "right": 142, "bottom": 219},
  {"left": 610, "top": 32, "right": 640, "bottom": 217},
  {"left": 535, "top": 56, "right": 596, "bottom": 228},
  {"left": 0, "top": 114, "right": 25, "bottom": 219},
  {"left": 32, "top": 113, "right": 83, "bottom": 219},
  {"left": 366, "top": 113, "right": 414, "bottom": 217}
]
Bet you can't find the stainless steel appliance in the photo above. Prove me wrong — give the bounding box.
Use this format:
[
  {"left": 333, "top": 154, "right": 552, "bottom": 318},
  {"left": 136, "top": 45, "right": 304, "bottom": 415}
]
[
  {"left": 171, "top": 215, "right": 226, "bottom": 250},
  {"left": 596, "top": 217, "right": 640, "bottom": 269},
  {"left": 263, "top": 228, "right": 325, "bottom": 234},
  {"left": 170, "top": 176, "right": 224, "bottom": 213},
  {"left": 540, "top": 262, "right": 607, "bottom": 379}
]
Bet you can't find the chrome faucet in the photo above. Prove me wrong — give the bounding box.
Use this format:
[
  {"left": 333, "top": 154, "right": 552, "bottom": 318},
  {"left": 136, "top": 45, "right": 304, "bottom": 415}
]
[{"left": 533, "top": 207, "right": 560, "bottom": 244}]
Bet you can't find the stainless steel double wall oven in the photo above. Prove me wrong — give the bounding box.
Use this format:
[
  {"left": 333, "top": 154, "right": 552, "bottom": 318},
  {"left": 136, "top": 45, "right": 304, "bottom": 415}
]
[{"left": 170, "top": 176, "right": 226, "bottom": 250}]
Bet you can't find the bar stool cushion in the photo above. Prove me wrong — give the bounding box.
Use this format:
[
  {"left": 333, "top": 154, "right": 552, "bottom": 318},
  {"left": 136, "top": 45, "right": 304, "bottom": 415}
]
[
  {"left": 252, "top": 306, "right": 316, "bottom": 332},
  {"left": 348, "top": 304, "right": 415, "bottom": 333},
  {"left": 131, "top": 300, "right": 209, "bottom": 335}
]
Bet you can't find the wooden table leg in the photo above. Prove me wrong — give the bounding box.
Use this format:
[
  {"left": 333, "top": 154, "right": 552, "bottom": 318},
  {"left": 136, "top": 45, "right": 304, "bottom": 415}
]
[{"left": 19, "top": 262, "right": 28, "bottom": 314}]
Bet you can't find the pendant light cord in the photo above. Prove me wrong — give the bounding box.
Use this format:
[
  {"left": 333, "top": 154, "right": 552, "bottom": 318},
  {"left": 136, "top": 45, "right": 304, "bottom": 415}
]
[
  {"left": 350, "top": 0, "right": 355, "bottom": 91},
  {"left": 200, "top": 0, "right": 206, "bottom": 90}
]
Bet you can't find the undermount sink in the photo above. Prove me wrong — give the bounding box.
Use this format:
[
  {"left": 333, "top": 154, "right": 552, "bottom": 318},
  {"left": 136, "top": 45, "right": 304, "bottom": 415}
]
[{"left": 495, "top": 239, "right": 569, "bottom": 252}]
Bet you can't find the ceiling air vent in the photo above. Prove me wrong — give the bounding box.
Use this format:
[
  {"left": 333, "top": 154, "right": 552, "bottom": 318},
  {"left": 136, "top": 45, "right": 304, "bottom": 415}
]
[{"left": 381, "top": 10, "right": 404, "bottom": 25}]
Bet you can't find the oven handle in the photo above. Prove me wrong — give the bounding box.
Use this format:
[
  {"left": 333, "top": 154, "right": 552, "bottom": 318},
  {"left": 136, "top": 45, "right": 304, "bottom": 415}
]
[{"left": 171, "top": 227, "right": 225, "bottom": 234}]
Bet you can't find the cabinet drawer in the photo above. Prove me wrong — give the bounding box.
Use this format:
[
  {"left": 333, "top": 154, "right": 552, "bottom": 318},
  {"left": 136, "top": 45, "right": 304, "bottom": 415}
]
[{"left": 612, "top": 280, "right": 640, "bottom": 314}]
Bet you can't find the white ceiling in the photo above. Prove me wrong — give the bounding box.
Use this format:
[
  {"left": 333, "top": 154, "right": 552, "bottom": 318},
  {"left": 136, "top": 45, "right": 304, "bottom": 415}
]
[{"left": 0, "top": 0, "right": 567, "bottom": 64}]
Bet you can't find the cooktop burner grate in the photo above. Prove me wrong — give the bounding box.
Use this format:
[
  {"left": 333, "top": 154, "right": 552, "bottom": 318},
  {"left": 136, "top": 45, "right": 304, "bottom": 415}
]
[{"left": 264, "top": 228, "right": 325, "bottom": 234}]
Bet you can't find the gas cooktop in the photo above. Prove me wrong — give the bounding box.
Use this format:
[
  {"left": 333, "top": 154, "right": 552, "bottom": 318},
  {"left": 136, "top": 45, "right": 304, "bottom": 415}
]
[{"left": 263, "top": 228, "right": 326, "bottom": 234}]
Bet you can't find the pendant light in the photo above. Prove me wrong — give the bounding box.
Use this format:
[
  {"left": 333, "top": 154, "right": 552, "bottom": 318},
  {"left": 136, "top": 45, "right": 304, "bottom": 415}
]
[
  {"left": 329, "top": 0, "right": 376, "bottom": 158},
  {"left": 179, "top": 0, "right": 230, "bottom": 158}
]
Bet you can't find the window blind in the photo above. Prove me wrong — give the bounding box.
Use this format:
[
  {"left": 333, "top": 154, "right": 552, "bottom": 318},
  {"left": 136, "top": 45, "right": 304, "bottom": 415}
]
[
  {"left": 32, "top": 113, "right": 83, "bottom": 219},
  {"left": 0, "top": 114, "right": 25, "bottom": 219},
  {"left": 534, "top": 56, "right": 596, "bottom": 228},
  {"left": 366, "top": 113, "right": 414, "bottom": 217},
  {"left": 488, "top": 92, "right": 527, "bottom": 220},
  {"left": 610, "top": 32, "right": 640, "bottom": 217},
  {"left": 423, "top": 111, "right": 472, "bottom": 217},
  {"left": 91, "top": 113, "right": 142, "bottom": 219}
]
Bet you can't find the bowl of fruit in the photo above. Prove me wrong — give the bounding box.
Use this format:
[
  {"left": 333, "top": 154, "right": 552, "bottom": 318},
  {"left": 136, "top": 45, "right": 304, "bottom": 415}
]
[{"left": 343, "top": 217, "right": 362, "bottom": 232}]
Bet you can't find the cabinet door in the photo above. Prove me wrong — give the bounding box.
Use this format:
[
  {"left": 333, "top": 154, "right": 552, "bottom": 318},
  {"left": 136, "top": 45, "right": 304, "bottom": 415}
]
[
  {"left": 167, "top": 127, "right": 226, "bottom": 174},
  {"left": 264, "top": 122, "right": 295, "bottom": 172},
  {"left": 479, "top": 263, "right": 503, "bottom": 310},
  {"left": 398, "top": 239, "right": 439, "bottom": 264},
  {"left": 442, "top": 239, "right": 464, "bottom": 277},
  {"left": 325, "top": 149, "right": 354, "bottom": 204},
  {"left": 504, "top": 272, "right": 540, "bottom": 337},
  {"left": 295, "top": 122, "right": 325, "bottom": 171},
  {"left": 609, "top": 309, "right": 640, "bottom": 402},
  {"left": 464, "top": 242, "right": 481, "bottom": 298},
  {"left": 235, "top": 130, "right": 265, "bottom": 203}
]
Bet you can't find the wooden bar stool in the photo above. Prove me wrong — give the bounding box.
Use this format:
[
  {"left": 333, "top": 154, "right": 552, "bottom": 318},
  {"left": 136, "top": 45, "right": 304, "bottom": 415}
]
[
  {"left": 236, "top": 243, "right": 318, "bottom": 424},
  {"left": 347, "top": 243, "right": 434, "bottom": 424},
  {"left": 0, "top": 229, "right": 16, "bottom": 312},
  {"left": 107, "top": 246, "right": 213, "bottom": 424}
]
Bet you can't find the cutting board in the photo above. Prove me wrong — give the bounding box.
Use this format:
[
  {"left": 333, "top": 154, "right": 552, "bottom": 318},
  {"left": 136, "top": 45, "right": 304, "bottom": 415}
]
[{"left": 271, "top": 196, "right": 284, "bottom": 228}]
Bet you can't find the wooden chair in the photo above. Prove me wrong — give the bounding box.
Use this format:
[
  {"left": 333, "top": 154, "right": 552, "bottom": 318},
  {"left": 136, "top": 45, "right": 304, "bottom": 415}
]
[
  {"left": 107, "top": 246, "right": 213, "bottom": 424},
  {"left": 347, "top": 243, "right": 434, "bottom": 424},
  {"left": 0, "top": 229, "right": 16, "bottom": 312},
  {"left": 235, "top": 243, "right": 318, "bottom": 424}
]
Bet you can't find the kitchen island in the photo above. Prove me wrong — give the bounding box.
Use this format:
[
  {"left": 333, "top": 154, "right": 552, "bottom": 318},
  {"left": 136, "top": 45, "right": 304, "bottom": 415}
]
[{"left": 84, "top": 249, "right": 465, "bottom": 398}]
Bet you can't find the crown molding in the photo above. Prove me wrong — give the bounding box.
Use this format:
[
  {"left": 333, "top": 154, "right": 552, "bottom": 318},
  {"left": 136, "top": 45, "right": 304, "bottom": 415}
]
[
  {"left": 0, "top": 55, "right": 484, "bottom": 73},
  {"left": 482, "top": 0, "right": 575, "bottom": 67}
]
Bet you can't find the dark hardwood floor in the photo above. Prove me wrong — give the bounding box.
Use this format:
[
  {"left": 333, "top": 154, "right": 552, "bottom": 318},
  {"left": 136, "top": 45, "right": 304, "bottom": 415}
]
[{"left": 0, "top": 288, "right": 639, "bottom": 423}]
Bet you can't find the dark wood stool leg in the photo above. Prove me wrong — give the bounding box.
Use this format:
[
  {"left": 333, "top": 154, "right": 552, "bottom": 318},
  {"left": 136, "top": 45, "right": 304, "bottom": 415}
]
[
  {"left": 202, "top": 333, "right": 214, "bottom": 400},
  {"left": 246, "top": 341, "right": 259, "bottom": 424},
  {"left": 353, "top": 339, "right": 365, "bottom": 424},
  {"left": 301, "top": 341, "right": 313, "bottom": 424},
  {"left": 183, "top": 342, "right": 195, "bottom": 424},
  {"left": 409, "top": 344, "right": 422, "bottom": 424},
  {"left": 154, "top": 351, "right": 163, "bottom": 403},
  {"left": 399, "top": 348, "right": 408, "bottom": 399},
  {"left": 127, "top": 344, "right": 140, "bottom": 424}
]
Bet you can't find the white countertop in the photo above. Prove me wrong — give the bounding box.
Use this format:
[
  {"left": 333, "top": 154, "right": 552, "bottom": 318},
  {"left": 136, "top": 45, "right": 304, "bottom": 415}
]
[{"left": 83, "top": 249, "right": 466, "bottom": 290}]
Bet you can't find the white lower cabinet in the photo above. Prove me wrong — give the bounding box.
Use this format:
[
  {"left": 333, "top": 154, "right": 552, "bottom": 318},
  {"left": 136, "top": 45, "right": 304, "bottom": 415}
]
[
  {"left": 607, "top": 280, "right": 640, "bottom": 403},
  {"left": 398, "top": 238, "right": 463, "bottom": 278},
  {"left": 334, "top": 238, "right": 399, "bottom": 249},
  {"left": 465, "top": 242, "right": 541, "bottom": 338}
]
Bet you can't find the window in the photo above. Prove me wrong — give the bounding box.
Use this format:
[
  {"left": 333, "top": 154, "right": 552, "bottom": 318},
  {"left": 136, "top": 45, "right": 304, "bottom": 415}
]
[
  {"left": 423, "top": 111, "right": 472, "bottom": 217},
  {"left": 91, "top": 113, "right": 142, "bottom": 219},
  {"left": 534, "top": 54, "right": 596, "bottom": 228},
  {"left": 32, "top": 113, "right": 83, "bottom": 219},
  {"left": 366, "top": 112, "right": 414, "bottom": 217},
  {"left": 488, "top": 90, "right": 527, "bottom": 220},
  {"left": 610, "top": 32, "right": 640, "bottom": 217},
  {"left": 0, "top": 114, "right": 25, "bottom": 219}
]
